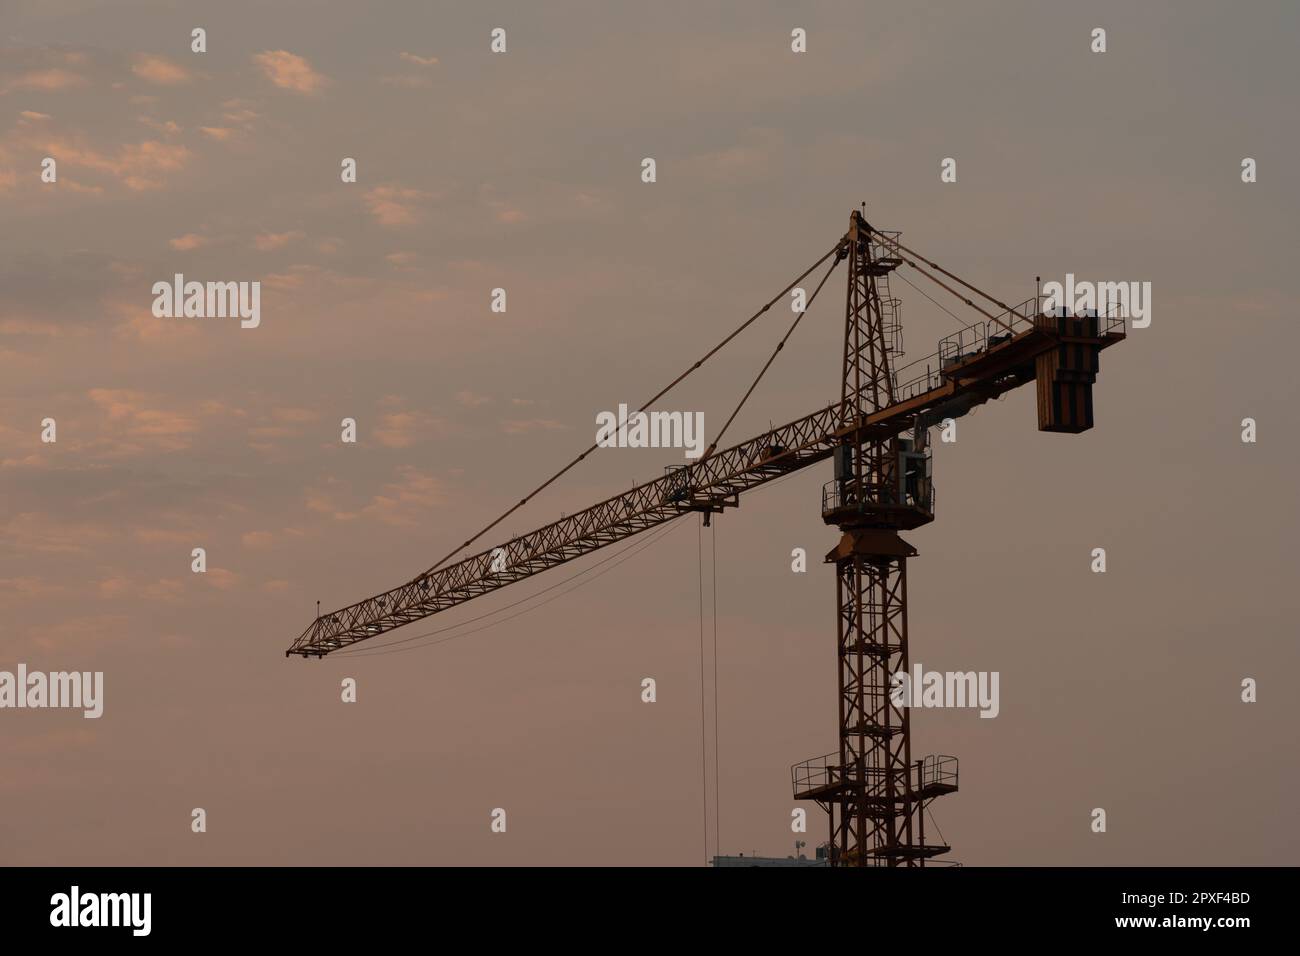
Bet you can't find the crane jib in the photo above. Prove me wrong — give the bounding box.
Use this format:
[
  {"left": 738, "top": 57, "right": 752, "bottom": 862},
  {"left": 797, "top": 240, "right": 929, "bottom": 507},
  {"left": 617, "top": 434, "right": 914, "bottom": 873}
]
[
  {"left": 287, "top": 219, "right": 1124, "bottom": 659},
  {"left": 287, "top": 320, "right": 1120, "bottom": 658}
]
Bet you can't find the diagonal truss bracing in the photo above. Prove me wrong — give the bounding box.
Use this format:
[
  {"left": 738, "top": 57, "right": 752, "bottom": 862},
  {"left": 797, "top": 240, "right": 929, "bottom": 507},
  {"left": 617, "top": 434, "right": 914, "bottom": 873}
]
[{"left": 287, "top": 402, "right": 843, "bottom": 656}]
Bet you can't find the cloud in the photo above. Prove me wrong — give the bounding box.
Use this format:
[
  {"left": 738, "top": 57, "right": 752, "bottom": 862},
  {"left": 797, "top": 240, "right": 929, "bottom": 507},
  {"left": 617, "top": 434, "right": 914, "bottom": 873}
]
[
  {"left": 113, "top": 306, "right": 201, "bottom": 345},
  {"left": 259, "top": 270, "right": 308, "bottom": 291},
  {"left": 199, "top": 126, "right": 237, "bottom": 141},
  {"left": 252, "top": 231, "right": 304, "bottom": 251},
  {"left": 26, "top": 133, "right": 192, "bottom": 191},
  {"left": 0, "top": 576, "right": 65, "bottom": 609},
  {"left": 97, "top": 575, "right": 184, "bottom": 603},
  {"left": 680, "top": 127, "right": 785, "bottom": 186},
  {"left": 169, "top": 233, "right": 207, "bottom": 251},
  {"left": 18, "top": 110, "right": 50, "bottom": 121},
  {"left": 133, "top": 528, "right": 194, "bottom": 546},
  {"left": 246, "top": 406, "right": 317, "bottom": 442},
  {"left": 131, "top": 54, "right": 190, "bottom": 85},
  {"left": 305, "top": 467, "right": 444, "bottom": 527},
  {"left": 220, "top": 100, "right": 260, "bottom": 124},
  {"left": 203, "top": 568, "right": 240, "bottom": 590},
  {"left": 380, "top": 74, "right": 434, "bottom": 89},
  {"left": 22, "top": 613, "right": 130, "bottom": 656},
  {"left": 253, "top": 50, "right": 327, "bottom": 93},
  {"left": 383, "top": 52, "right": 439, "bottom": 86},
  {"left": 1, "top": 68, "right": 85, "bottom": 94},
  {"left": 87, "top": 388, "right": 200, "bottom": 451},
  {"left": 241, "top": 531, "right": 274, "bottom": 549},
  {"left": 481, "top": 185, "right": 526, "bottom": 224},
  {"left": 305, "top": 480, "right": 354, "bottom": 521},
  {"left": 361, "top": 467, "right": 444, "bottom": 527},
  {"left": 363, "top": 184, "right": 432, "bottom": 227},
  {"left": 500, "top": 419, "right": 569, "bottom": 435},
  {"left": 137, "top": 116, "right": 181, "bottom": 135},
  {"left": 2, "top": 512, "right": 112, "bottom": 556},
  {"left": 373, "top": 407, "right": 452, "bottom": 448},
  {"left": 456, "top": 390, "right": 492, "bottom": 408}
]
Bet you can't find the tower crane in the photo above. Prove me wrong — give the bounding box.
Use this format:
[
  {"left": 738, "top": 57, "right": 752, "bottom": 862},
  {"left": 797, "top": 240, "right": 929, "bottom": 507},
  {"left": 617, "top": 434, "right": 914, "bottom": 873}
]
[{"left": 286, "top": 209, "right": 1126, "bottom": 866}]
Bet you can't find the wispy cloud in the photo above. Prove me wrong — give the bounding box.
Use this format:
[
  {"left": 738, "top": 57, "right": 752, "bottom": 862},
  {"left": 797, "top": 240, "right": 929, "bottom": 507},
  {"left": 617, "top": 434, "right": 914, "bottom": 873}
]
[
  {"left": 169, "top": 233, "right": 207, "bottom": 251},
  {"left": 1, "top": 68, "right": 85, "bottom": 95},
  {"left": 373, "top": 409, "right": 447, "bottom": 448},
  {"left": 131, "top": 54, "right": 190, "bottom": 86},
  {"left": 305, "top": 467, "right": 444, "bottom": 527},
  {"left": 253, "top": 50, "right": 327, "bottom": 93},
  {"left": 22, "top": 130, "right": 192, "bottom": 191},
  {"left": 501, "top": 419, "right": 569, "bottom": 435},
  {"left": 363, "top": 184, "right": 432, "bottom": 227},
  {"left": 87, "top": 388, "right": 200, "bottom": 451},
  {"left": 253, "top": 231, "right": 304, "bottom": 251}
]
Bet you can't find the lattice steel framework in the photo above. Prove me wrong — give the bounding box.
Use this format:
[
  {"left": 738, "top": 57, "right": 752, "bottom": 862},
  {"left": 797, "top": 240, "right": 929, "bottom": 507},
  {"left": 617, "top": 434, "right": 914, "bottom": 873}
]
[
  {"left": 286, "top": 208, "right": 1127, "bottom": 869},
  {"left": 833, "top": 545, "right": 913, "bottom": 863},
  {"left": 821, "top": 211, "right": 941, "bottom": 866}
]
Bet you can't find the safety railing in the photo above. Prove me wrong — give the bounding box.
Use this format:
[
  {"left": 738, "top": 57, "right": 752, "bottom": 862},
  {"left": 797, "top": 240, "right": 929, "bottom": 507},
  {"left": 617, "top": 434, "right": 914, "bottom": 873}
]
[
  {"left": 891, "top": 293, "right": 1103, "bottom": 403},
  {"left": 791, "top": 754, "right": 907, "bottom": 797},
  {"left": 1099, "top": 308, "right": 1125, "bottom": 337},
  {"left": 868, "top": 230, "right": 903, "bottom": 263},
  {"left": 822, "top": 479, "right": 934, "bottom": 516},
  {"left": 889, "top": 291, "right": 1130, "bottom": 405},
  {"left": 793, "top": 753, "right": 958, "bottom": 797},
  {"left": 938, "top": 322, "right": 988, "bottom": 369},
  {"left": 891, "top": 362, "right": 945, "bottom": 404},
  {"left": 791, "top": 752, "right": 840, "bottom": 795},
  {"left": 920, "top": 754, "right": 959, "bottom": 792},
  {"left": 1049, "top": 306, "right": 1126, "bottom": 339}
]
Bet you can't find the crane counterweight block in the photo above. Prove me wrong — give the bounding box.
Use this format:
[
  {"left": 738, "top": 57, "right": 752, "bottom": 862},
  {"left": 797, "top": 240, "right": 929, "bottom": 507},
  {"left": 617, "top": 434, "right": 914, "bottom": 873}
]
[{"left": 1033, "top": 312, "right": 1110, "bottom": 433}]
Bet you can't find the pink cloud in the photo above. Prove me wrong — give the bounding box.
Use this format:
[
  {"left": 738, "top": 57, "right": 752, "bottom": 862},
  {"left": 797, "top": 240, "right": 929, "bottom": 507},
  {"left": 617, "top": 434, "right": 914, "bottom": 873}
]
[
  {"left": 364, "top": 184, "right": 434, "bottom": 227},
  {"left": 373, "top": 410, "right": 446, "bottom": 448},
  {"left": 2, "top": 69, "right": 85, "bottom": 94},
  {"left": 501, "top": 419, "right": 569, "bottom": 435},
  {"left": 364, "top": 184, "right": 432, "bottom": 227},
  {"left": 253, "top": 50, "right": 327, "bottom": 93},
  {"left": 253, "top": 231, "right": 304, "bottom": 251},
  {"left": 169, "top": 233, "right": 207, "bottom": 250},
  {"left": 31, "top": 133, "right": 192, "bottom": 191},
  {"left": 131, "top": 54, "right": 190, "bottom": 85},
  {"left": 87, "top": 388, "right": 200, "bottom": 450}
]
